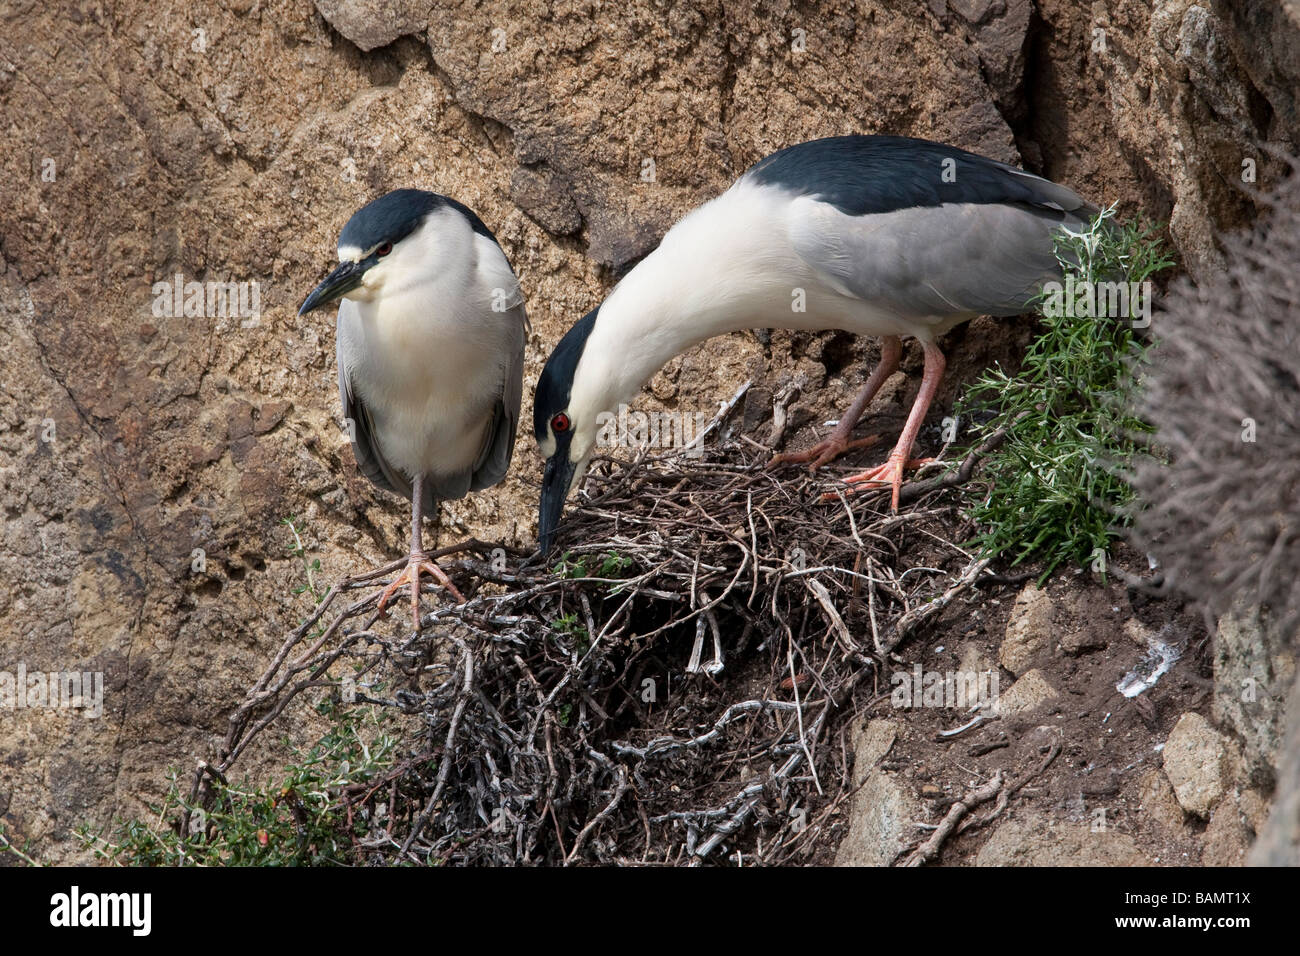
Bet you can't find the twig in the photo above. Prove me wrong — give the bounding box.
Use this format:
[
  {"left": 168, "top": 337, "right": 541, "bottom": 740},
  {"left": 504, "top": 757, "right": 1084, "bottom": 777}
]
[
  {"left": 564, "top": 766, "right": 629, "bottom": 865},
  {"left": 886, "top": 557, "right": 991, "bottom": 653},
  {"left": 900, "top": 770, "right": 1004, "bottom": 866}
]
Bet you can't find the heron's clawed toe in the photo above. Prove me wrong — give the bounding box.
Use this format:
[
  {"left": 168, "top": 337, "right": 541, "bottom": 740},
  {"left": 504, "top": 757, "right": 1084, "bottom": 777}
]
[
  {"left": 766, "top": 433, "right": 882, "bottom": 472},
  {"left": 821, "top": 453, "right": 935, "bottom": 511},
  {"left": 375, "top": 554, "right": 466, "bottom": 632}
]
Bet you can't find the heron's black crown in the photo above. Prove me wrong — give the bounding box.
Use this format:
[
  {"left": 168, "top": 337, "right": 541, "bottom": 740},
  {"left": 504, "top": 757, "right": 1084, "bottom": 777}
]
[
  {"left": 339, "top": 188, "right": 499, "bottom": 252},
  {"left": 746, "top": 135, "right": 1083, "bottom": 218},
  {"left": 533, "top": 306, "right": 599, "bottom": 443}
]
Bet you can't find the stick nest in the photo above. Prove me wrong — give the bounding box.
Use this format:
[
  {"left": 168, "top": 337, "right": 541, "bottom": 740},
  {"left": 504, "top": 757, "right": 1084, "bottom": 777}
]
[{"left": 191, "top": 428, "right": 1003, "bottom": 865}]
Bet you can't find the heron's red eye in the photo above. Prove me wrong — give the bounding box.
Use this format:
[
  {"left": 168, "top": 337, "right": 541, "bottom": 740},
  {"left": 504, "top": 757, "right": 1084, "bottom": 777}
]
[
  {"left": 376, "top": 242, "right": 393, "bottom": 257},
  {"left": 551, "top": 413, "right": 571, "bottom": 433}
]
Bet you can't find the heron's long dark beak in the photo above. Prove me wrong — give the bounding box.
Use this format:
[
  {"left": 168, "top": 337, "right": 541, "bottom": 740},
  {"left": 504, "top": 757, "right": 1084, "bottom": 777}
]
[
  {"left": 298, "top": 261, "right": 364, "bottom": 316},
  {"left": 538, "top": 452, "right": 577, "bottom": 555}
]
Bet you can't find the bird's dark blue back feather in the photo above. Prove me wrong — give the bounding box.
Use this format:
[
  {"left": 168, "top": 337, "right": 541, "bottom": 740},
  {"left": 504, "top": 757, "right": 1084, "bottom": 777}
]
[{"left": 745, "top": 135, "right": 1085, "bottom": 216}]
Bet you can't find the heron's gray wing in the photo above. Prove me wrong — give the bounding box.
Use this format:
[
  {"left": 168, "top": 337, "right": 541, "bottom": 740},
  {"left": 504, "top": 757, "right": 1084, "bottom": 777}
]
[
  {"left": 337, "top": 314, "right": 416, "bottom": 505},
  {"left": 755, "top": 138, "right": 1098, "bottom": 321},
  {"left": 790, "top": 197, "right": 1095, "bottom": 321},
  {"left": 468, "top": 301, "right": 527, "bottom": 492}
]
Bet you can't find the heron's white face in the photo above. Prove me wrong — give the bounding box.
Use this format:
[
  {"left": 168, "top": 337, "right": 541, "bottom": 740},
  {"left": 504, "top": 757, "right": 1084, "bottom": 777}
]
[
  {"left": 538, "top": 402, "right": 598, "bottom": 485},
  {"left": 538, "top": 389, "right": 600, "bottom": 461},
  {"left": 331, "top": 243, "right": 381, "bottom": 303},
  {"left": 337, "top": 212, "right": 464, "bottom": 305},
  {"left": 334, "top": 233, "right": 406, "bottom": 303}
]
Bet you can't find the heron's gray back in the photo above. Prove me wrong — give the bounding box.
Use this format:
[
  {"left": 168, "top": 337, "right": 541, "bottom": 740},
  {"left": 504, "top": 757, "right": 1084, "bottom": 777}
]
[
  {"left": 746, "top": 135, "right": 1097, "bottom": 327},
  {"left": 790, "top": 197, "right": 1095, "bottom": 325}
]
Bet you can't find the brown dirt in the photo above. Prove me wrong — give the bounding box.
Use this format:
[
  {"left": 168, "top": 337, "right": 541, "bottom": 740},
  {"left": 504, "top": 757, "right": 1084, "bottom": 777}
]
[{"left": 831, "top": 552, "right": 1213, "bottom": 866}]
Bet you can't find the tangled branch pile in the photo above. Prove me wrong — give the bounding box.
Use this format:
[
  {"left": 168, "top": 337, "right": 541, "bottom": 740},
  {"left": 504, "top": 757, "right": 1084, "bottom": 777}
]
[{"left": 188, "top": 435, "right": 1004, "bottom": 866}]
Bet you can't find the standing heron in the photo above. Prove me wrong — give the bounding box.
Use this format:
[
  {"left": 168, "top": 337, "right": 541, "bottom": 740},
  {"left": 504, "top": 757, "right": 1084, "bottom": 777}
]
[
  {"left": 299, "top": 189, "right": 527, "bottom": 628},
  {"left": 534, "top": 135, "right": 1095, "bottom": 553}
]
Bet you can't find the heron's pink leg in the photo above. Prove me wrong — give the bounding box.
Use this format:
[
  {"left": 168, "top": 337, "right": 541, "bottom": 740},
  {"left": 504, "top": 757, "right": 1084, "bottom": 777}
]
[
  {"left": 374, "top": 556, "right": 465, "bottom": 631},
  {"left": 767, "top": 336, "right": 902, "bottom": 471},
  {"left": 825, "top": 340, "right": 945, "bottom": 511},
  {"left": 374, "top": 474, "right": 464, "bottom": 631}
]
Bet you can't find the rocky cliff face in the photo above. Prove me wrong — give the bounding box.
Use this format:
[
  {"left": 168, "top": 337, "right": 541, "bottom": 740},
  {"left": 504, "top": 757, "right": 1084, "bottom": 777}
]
[{"left": 1, "top": 0, "right": 1296, "bottom": 862}]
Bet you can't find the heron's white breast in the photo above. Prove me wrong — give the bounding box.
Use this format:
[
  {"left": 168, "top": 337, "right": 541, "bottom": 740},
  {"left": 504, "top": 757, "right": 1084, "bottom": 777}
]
[{"left": 336, "top": 265, "right": 511, "bottom": 478}]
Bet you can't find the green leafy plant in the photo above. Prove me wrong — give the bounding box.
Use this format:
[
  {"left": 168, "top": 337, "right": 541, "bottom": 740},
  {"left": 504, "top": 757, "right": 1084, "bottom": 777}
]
[
  {"left": 596, "top": 552, "right": 634, "bottom": 577},
  {"left": 0, "top": 824, "right": 42, "bottom": 866},
  {"left": 283, "top": 516, "right": 325, "bottom": 604},
  {"left": 550, "top": 611, "right": 591, "bottom": 655},
  {"left": 551, "top": 551, "right": 586, "bottom": 578},
  {"left": 550, "top": 550, "right": 634, "bottom": 580},
  {"left": 79, "top": 699, "right": 397, "bottom": 866},
  {"left": 955, "top": 206, "right": 1174, "bottom": 578}
]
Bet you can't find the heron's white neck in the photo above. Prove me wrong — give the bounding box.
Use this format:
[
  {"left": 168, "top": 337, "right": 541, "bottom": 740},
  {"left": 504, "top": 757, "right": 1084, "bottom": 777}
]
[{"left": 573, "top": 181, "right": 796, "bottom": 417}]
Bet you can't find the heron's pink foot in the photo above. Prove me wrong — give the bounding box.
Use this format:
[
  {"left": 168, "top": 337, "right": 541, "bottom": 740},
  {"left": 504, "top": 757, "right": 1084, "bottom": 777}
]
[
  {"left": 375, "top": 553, "right": 465, "bottom": 631},
  {"left": 820, "top": 452, "right": 936, "bottom": 511},
  {"left": 767, "top": 433, "right": 883, "bottom": 472}
]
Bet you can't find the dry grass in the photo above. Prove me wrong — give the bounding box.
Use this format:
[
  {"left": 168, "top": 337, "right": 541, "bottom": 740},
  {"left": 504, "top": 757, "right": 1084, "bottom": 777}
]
[{"left": 1128, "top": 163, "right": 1300, "bottom": 637}]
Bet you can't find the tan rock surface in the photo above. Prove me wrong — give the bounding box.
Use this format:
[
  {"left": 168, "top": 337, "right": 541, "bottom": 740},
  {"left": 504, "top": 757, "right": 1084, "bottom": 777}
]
[{"left": 2, "top": 0, "right": 1298, "bottom": 862}]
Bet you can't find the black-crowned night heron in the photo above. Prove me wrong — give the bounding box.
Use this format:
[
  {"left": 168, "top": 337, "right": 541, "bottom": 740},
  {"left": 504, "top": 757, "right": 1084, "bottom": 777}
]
[
  {"left": 534, "top": 135, "right": 1095, "bottom": 553},
  {"left": 299, "top": 189, "right": 527, "bottom": 627}
]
